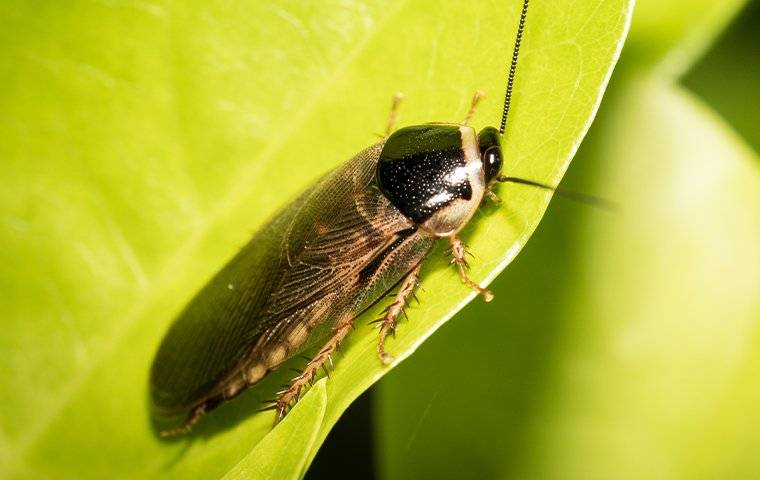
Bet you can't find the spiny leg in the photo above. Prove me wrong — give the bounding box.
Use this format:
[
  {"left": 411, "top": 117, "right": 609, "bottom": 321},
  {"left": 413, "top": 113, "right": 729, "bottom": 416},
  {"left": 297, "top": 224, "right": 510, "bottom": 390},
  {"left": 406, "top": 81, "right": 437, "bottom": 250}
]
[
  {"left": 376, "top": 263, "right": 422, "bottom": 365},
  {"left": 274, "top": 318, "right": 354, "bottom": 422},
  {"left": 449, "top": 235, "right": 493, "bottom": 302},
  {"left": 462, "top": 90, "right": 485, "bottom": 126},
  {"left": 385, "top": 92, "right": 405, "bottom": 137}
]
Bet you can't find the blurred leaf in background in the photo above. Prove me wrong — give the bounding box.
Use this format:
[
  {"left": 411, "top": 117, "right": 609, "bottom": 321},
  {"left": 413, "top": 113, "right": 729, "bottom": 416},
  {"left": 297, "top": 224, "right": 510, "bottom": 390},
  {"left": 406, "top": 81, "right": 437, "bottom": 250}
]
[
  {"left": 0, "top": 1, "right": 631, "bottom": 479},
  {"left": 376, "top": 1, "right": 760, "bottom": 479}
]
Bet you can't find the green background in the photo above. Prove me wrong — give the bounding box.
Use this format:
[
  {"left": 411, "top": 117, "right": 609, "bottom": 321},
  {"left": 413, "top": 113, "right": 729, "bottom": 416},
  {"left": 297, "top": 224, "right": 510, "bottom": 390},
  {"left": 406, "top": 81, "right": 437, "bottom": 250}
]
[{"left": 1, "top": 0, "right": 759, "bottom": 479}]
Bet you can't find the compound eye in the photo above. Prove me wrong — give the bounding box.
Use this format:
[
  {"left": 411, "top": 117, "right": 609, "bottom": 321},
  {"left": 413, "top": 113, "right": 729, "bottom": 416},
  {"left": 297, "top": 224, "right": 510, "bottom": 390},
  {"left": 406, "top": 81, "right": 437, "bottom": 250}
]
[{"left": 483, "top": 146, "right": 502, "bottom": 182}]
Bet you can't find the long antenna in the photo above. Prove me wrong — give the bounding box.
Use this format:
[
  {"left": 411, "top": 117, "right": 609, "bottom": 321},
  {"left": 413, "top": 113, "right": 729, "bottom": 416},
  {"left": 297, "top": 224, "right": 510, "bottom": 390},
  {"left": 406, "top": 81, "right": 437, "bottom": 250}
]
[
  {"left": 498, "top": 176, "right": 618, "bottom": 211},
  {"left": 499, "top": 0, "right": 530, "bottom": 135}
]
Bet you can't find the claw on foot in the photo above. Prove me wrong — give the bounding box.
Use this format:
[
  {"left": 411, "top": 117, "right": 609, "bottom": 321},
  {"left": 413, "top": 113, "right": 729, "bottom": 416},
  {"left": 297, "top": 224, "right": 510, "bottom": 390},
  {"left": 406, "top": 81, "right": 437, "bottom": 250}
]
[{"left": 449, "top": 236, "right": 493, "bottom": 302}]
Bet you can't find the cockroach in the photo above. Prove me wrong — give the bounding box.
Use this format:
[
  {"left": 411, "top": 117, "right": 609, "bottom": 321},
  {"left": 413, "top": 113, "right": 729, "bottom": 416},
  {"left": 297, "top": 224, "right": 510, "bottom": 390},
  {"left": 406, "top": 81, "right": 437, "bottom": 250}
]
[{"left": 152, "top": 0, "right": 549, "bottom": 436}]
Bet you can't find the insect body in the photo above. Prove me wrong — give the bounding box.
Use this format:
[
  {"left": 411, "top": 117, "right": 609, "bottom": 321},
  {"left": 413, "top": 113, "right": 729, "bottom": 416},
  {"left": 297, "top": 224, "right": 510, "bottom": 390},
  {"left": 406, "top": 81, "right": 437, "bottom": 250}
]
[{"left": 151, "top": 0, "right": 531, "bottom": 436}]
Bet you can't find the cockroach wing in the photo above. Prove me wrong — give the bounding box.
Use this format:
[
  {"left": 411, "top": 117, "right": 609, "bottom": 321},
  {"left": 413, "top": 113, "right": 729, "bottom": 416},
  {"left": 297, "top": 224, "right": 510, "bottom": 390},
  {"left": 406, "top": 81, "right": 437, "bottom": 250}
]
[{"left": 150, "top": 142, "right": 434, "bottom": 417}]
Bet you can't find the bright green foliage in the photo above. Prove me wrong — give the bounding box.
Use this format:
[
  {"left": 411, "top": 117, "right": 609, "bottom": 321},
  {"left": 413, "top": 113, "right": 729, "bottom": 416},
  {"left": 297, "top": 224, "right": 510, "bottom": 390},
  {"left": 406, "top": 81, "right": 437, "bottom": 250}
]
[
  {"left": 377, "top": 1, "right": 760, "bottom": 479},
  {"left": 0, "top": 0, "right": 631, "bottom": 478},
  {"left": 222, "top": 381, "right": 326, "bottom": 480}
]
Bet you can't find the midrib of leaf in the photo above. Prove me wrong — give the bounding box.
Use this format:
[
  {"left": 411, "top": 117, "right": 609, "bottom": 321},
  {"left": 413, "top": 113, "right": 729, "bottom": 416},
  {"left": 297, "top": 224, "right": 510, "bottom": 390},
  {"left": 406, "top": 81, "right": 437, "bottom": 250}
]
[{"left": 5, "top": 0, "right": 411, "bottom": 470}]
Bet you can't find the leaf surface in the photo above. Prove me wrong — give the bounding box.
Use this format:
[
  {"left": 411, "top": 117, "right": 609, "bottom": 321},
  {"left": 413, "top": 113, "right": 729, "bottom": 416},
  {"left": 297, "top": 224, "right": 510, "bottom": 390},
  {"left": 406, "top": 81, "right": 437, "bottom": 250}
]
[
  {"left": 222, "top": 381, "right": 327, "bottom": 480},
  {"left": 0, "top": 0, "right": 632, "bottom": 478}
]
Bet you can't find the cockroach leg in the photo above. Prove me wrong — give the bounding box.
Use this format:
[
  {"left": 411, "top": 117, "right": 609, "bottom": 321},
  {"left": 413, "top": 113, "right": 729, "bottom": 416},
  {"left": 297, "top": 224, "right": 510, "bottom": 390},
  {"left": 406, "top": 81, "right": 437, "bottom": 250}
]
[
  {"left": 274, "top": 318, "right": 354, "bottom": 423},
  {"left": 462, "top": 90, "right": 485, "bottom": 126},
  {"left": 159, "top": 397, "right": 221, "bottom": 438},
  {"left": 376, "top": 263, "right": 422, "bottom": 365},
  {"left": 159, "top": 408, "right": 201, "bottom": 438},
  {"left": 448, "top": 235, "right": 493, "bottom": 302},
  {"left": 385, "top": 92, "right": 405, "bottom": 137},
  {"left": 485, "top": 189, "right": 502, "bottom": 205}
]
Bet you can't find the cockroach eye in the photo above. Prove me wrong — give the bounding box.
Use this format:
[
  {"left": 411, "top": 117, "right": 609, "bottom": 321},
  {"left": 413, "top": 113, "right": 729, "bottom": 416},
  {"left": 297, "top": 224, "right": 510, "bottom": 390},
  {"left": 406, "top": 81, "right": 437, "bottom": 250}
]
[
  {"left": 478, "top": 126, "right": 503, "bottom": 183},
  {"left": 483, "top": 147, "right": 502, "bottom": 182}
]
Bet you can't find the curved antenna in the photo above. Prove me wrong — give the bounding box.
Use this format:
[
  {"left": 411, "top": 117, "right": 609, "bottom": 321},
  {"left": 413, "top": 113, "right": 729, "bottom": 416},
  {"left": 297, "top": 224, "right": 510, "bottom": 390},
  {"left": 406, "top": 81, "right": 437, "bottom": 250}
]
[{"left": 499, "top": 0, "right": 530, "bottom": 135}]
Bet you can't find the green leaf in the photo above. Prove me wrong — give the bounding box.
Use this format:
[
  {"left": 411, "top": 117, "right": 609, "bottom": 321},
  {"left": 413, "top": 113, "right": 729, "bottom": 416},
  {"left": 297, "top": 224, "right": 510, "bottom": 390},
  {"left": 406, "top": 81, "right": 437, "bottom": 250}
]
[
  {"left": 682, "top": 2, "right": 760, "bottom": 154},
  {"left": 376, "top": 1, "right": 760, "bottom": 479},
  {"left": 222, "top": 380, "right": 327, "bottom": 480},
  {"left": 623, "top": 0, "right": 748, "bottom": 74},
  {"left": 0, "top": 0, "right": 631, "bottom": 478},
  {"left": 561, "top": 76, "right": 760, "bottom": 480}
]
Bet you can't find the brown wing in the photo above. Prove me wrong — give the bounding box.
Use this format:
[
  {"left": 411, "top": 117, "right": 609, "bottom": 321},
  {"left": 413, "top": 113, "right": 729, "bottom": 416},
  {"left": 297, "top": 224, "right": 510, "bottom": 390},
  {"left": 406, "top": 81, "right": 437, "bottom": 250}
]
[{"left": 150, "top": 142, "right": 434, "bottom": 415}]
